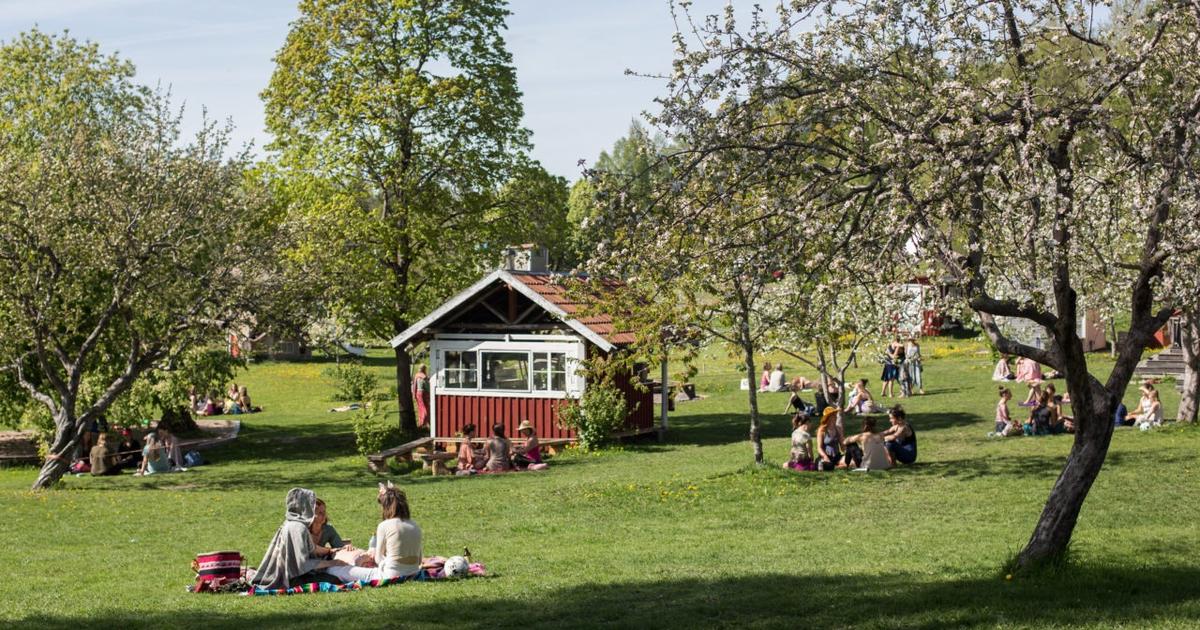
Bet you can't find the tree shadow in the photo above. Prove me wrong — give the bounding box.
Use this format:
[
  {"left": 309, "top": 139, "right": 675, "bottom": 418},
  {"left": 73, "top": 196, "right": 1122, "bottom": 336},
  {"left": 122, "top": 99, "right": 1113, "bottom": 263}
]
[{"left": 19, "top": 565, "right": 1200, "bottom": 629}]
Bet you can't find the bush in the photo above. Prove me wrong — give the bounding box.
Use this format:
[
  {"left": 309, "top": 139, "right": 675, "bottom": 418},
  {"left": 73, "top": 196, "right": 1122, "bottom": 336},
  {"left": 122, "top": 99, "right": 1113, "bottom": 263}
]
[
  {"left": 323, "top": 363, "right": 379, "bottom": 402},
  {"left": 557, "top": 383, "right": 629, "bottom": 451},
  {"left": 352, "top": 403, "right": 400, "bottom": 457}
]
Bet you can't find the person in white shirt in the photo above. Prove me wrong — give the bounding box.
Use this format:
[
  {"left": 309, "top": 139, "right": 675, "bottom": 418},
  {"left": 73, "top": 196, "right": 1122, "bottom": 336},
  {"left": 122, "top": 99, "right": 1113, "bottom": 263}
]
[{"left": 328, "top": 484, "right": 423, "bottom": 583}]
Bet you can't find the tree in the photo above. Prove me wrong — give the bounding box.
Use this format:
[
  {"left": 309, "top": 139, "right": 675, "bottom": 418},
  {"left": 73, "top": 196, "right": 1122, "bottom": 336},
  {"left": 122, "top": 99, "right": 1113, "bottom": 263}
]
[
  {"left": 1177, "top": 312, "right": 1200, "bottom": 422},
  {"left": 0, "top": 31, "right": 278, "bottom": 489},
  {"left": 263, "top": 0, "right": 533, "bottom": 436},
  {"left": 656, "top": 0, "right": 1200, "bottom": 569}
]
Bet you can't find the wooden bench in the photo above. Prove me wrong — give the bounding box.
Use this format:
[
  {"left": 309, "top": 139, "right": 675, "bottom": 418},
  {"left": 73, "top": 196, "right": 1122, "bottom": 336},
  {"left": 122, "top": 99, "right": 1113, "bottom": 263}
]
[
  {"left": 366, "top": 436, "right": 434, "bottom": 473},
  {"left": 419, "top": 451, "right": 458, "bottom": 476}
]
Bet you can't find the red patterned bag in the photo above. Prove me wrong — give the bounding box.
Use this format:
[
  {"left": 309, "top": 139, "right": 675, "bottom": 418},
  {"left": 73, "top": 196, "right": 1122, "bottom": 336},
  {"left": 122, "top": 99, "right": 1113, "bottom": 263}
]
[{"left": 192, "top": 551, "right": 243, "bottom": 592}]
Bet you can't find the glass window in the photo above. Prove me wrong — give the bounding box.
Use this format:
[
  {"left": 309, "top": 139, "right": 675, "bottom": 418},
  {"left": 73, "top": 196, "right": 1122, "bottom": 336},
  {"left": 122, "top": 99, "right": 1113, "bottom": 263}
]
[
  {"left": 481, "top": 351, "right": 529, "bottom": 391},
  {"left": 532, "top": 352, "right": 567, "bottom": 392},
  {"left": 442, "top": 350, "right": 478, "bottom": 389}
]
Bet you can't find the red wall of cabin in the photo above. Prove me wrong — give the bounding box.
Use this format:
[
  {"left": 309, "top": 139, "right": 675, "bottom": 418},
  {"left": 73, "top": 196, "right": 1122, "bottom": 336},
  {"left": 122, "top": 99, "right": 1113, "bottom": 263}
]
[{"left": 433, "top": 378, "right": 655, "bottom": 440}]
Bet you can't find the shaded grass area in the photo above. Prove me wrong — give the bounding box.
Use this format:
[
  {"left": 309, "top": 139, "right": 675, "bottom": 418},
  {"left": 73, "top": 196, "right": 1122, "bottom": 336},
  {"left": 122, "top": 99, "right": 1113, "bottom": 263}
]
[{"left": 2, "top": 339, "right": 1198, "bottom": 628}]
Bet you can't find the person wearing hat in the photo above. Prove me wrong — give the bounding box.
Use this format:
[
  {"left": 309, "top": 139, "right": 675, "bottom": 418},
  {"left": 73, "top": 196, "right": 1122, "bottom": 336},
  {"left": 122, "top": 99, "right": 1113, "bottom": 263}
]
[
  {"left": 815, "top": 406, "right": 844, "bottom": 471},
  {"left": 512, "top": 420, "right": 542, "bottom": 469}
]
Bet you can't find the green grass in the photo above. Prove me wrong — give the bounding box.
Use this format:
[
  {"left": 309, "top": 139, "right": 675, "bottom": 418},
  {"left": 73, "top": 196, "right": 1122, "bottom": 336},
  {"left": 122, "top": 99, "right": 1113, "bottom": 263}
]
[{"left": 2, "top": 338, "right": 1198, "bottom": 629}]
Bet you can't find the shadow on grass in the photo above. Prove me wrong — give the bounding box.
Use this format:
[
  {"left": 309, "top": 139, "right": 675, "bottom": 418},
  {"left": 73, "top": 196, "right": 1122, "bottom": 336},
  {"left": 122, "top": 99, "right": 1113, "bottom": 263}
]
[{"left": 19, "top": 565, "right": 1200, "bottom": 629}]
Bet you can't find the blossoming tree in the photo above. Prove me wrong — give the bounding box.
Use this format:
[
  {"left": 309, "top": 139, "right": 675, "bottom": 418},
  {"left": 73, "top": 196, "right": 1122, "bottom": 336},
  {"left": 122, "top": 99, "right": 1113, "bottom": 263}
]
[{"left": 656, "top": 0, "right": 1200, "bottom": 569}]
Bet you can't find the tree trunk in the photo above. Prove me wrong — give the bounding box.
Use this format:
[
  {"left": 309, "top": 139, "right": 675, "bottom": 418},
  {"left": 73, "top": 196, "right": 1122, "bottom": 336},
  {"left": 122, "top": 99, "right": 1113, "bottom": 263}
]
[
  {"left": 393, "top": 344, "right": 417, "bottom": 436},
  {"left": 742, "top": 344, "right": 763, "bottom": 464},
  {"left": 1177, "top": 312, "right": 1200, "bottom": 422},
  {"left": 31, "top": 409, "right": 82, "bottom": 490},
  {"left": 1015, "top": 386, "right": 1114, "bottom": 569}
]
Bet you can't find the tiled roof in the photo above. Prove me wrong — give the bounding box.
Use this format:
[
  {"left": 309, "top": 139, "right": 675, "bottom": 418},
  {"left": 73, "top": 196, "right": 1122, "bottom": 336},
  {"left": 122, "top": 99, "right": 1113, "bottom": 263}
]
[{"left": 508, "top": 273, "right": 638, "bottom": 346}]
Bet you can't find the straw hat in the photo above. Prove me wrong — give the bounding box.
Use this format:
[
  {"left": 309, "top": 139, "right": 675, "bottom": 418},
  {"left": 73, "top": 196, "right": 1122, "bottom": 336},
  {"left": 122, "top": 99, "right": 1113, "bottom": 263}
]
[{"left": 516, "top": 420, "right": 535, "bottom": 435}]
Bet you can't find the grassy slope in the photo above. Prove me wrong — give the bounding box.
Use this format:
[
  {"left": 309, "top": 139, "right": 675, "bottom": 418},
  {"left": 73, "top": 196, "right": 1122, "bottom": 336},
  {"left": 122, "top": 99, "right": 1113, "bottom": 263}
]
[{"left": 1, "top": 339, "right": 1197, "bottom": 629}]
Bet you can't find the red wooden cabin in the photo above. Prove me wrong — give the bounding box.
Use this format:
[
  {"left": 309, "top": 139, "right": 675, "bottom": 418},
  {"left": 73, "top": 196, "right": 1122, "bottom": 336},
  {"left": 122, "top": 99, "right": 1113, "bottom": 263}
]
[{"left": 389, "top": 269, "right": 656, "bottom": 441}]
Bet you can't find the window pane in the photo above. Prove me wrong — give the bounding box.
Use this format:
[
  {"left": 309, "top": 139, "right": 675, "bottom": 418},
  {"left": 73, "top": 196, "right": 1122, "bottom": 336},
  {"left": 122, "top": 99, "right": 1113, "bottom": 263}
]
[
  {"left": 443, "top": 351, "right": 478, "bottom": 389},
  {"left": 482, "top": 351, "right": 529, "bottom": 391},
  {"left": 551, "top": 353, "right": 566, "bottom": 373},
  {"left": 533, "top": 371, "right": 549, "bottom": 391},
  {"left": 551, "top": 371, "right": 566, "bottom": 392}
]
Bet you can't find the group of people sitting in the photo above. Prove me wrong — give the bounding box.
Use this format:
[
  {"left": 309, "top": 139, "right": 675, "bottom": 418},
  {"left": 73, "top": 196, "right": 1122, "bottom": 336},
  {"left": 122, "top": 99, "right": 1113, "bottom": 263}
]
[
  {"left": 785, "top": 405, "right": 918, "bottom": 471},
  {"left": 990, "top": 383, "right": 1074, "bottom": 437},
  {"left": 250, "top": 484, "right": 424, "bottom": 589},
  {"left": 191, "top": 382, "right": 260, "bottom": 416},
  {"left": 992, "top": 354, "right": 1063, "bottom": 383},
  {"left": 454, "top": 420, "right": 547, "bottom": 475},
  {"left": 1119, "top": 382, "right": 1165, "bottom": 431},
  {"left": 76, "top": 423, "right": 188, "bottom": 476}
]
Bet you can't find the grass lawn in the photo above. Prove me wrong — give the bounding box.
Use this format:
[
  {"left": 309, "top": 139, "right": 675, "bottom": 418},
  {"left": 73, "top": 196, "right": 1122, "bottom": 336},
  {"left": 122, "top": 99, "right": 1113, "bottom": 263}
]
[{"left": 1, "top": 337, "right": 1198, "bottom": 629}]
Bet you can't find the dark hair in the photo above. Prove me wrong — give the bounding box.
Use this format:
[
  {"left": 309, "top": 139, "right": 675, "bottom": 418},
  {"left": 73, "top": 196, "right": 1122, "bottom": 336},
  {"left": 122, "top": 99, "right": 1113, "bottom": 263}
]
[
  {"left": 380, "top": 488, "right": 410, "bottom": 520},
  {"left": 492, "top": 423, "right": 506, "bottom": 438},
  {"left": 889, "top": 406, "right": 906, "bottom": 422},
  {"left": 315, "top": 498, "right": 326, "bottom": 508},
  {"left": 462, "top": 423, "right": 476, "bottom": 436},
  {"left": 998, "top": 386, "right": 1011, "bottom": 397},
  {"left": 858, "top": 379, "right": 868, "bottom": 387},
  {"left": 792, "top": 413, "right": 809, "bottom": 428},
  {"left": 862, "top": 417, "right": 876, "bottom": 432},
  {"left": 1044, "top": 384, "right": 1056, "bottom": 395}
]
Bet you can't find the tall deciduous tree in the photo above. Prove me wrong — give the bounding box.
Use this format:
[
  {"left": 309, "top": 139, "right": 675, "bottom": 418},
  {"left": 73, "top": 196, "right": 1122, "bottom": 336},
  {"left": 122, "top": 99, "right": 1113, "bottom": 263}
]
[
  {"left": 263, "top": 0, "right": 533, "bottom": 435},
  {"left": 0, "top": 31, "right": 278, "bottom": 489},
  {"left": 658, "top": 0, "right": 1200, "bottom": 569}
]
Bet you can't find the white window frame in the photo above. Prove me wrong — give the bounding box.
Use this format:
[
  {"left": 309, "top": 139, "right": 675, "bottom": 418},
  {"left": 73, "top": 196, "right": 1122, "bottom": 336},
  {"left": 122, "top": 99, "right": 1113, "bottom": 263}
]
[{"left": 429, "top": 337, "right": 585, "bottom": 400}]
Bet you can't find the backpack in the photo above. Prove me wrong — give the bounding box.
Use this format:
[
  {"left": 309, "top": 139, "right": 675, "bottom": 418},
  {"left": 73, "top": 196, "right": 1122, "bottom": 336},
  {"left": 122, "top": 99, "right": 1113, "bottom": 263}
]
[{"left": 183, "top": 451, "right": 205, "bottom": 467}]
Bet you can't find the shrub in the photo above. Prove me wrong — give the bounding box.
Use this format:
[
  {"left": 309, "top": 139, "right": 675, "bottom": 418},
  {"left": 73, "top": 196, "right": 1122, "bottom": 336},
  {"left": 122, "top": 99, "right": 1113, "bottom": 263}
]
[
  {"left": 557, "top": 383, "right": 629, "bottom": 451},
  {"left": 352, "top": 403, "right": 400, "bottom": 457},
  {"left": 323, "top": 363, "right": 379, "bottom": 402}
]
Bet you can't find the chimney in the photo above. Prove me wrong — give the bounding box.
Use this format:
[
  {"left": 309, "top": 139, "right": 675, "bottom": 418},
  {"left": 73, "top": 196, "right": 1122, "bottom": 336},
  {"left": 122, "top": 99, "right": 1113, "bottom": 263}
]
[{"left": 501, "top": 244, "right": 549, "bottom": 272}]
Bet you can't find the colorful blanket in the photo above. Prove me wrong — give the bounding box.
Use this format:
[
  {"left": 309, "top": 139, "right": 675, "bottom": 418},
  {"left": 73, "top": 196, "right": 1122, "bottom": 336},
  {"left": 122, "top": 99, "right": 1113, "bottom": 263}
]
[
  {"left": 249, "top": 560, "right": 487, "bottom": 596},
  {"left": 252, "top": 571, "right": 431, "bottom": 596}
]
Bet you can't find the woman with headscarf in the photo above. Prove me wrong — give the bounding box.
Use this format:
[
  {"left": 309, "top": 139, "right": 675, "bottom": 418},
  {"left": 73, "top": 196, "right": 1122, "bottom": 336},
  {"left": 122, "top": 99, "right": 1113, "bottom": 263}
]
[{"left": 250, "top": 488, "right": 345, "bottom": 590}]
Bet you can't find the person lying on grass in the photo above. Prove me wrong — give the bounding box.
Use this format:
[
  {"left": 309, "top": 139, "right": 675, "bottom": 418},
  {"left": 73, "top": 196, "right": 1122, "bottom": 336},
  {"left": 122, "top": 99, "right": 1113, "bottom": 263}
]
[
  {"left": 455, "top": 424, "right": 485, "bottom": 476},
  {"left": 250, "top": 488, "right": 347, "bottom": 590},
  {"left": 784, "top": 413, "right": 815, "bottom": 471},
  {"left": 328, "top": 484, "right": 423, "bottom": 584},
  {"left": 880, "top": 406, "right": 918, "bottom": 465},
  {"left": 842, "top": 417, "right": 892, "bottom": 471}
]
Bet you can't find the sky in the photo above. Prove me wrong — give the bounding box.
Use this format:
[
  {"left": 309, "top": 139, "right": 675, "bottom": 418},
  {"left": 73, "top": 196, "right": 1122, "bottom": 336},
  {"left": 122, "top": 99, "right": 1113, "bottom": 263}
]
[{"left": 0, "top": 0, "right": 731, "bottom": 181}]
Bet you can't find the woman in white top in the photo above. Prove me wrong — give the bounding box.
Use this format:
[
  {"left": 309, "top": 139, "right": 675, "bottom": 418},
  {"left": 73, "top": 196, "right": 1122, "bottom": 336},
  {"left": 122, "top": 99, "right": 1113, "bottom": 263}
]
[{"left": 329, "top": 485, "right": 423, "bottom": 583}]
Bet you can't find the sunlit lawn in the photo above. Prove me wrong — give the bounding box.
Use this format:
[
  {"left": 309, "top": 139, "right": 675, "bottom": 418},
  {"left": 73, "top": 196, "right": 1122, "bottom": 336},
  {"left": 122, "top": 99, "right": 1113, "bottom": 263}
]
[{"left": 1, "top": 338, "right": 1197, "bottom": 629}]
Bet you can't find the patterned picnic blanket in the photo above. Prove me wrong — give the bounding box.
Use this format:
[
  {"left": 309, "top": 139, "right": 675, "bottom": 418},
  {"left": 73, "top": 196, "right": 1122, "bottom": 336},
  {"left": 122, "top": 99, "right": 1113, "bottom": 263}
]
[{"left": 249, "top": 560, "right": 487, "bottom": 596}]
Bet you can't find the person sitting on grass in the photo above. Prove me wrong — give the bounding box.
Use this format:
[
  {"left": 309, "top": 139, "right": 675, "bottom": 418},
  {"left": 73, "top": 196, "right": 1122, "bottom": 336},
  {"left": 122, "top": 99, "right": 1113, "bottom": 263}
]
[
  {"left": 759, "top": 361, "right": 773, "bottom": 391},
  {"left": 200, "top": 390, "right": 223, "bottom": 416},
  {"left": 328, "top": 484, "right": 422, "bottom": 584},
  {"left": 238, "top": 386, "right": 258, "bottom": 413},
  {"left": 89, "top": 433, "right": 119, "bottom": 476},
  {"left": 251, "top": 488, "right": 346, "bottom": 590},
  {"left": 784, "top": 413, "right": 816, "bottom": 471},
  {"left": 790, "top": 375, "right": 820, "bottom": 391},
  {"left": 881, "top": 406, "right": 918, "bottom": 465},
  {"left": 1024, "top": 391, "right": 1054, "bottom": 436},
  {"left": 1043, "top": 384, "right": 1073, "bottom": 434},
  {"left": 137, "top": 434, "right": 171, "bottom": 475},
  {"left": 992, "top": 354, "right": 1014, "bottom": 381},
  {"left": 512, "top": 420, "right": 543, "bottom": 469},
  {"left": 815, "top": 407, "right": 843, "bottom": 471},
  {"left": 1019, "top": 382, "right": 1042, "bottom": 407},
  {"left": 1133, "top": 389, "right": 1164, "bottom": 431},
  {"left": 155, "top": 424, "right": 184, "bottom": 471},
  {"left": 842, "top": 417, "right": 892, "bottom": 471},
  {"left": 309, "top": 498, "right": 346, "bottom": 559},
  {"left": 484, "top": 423, "right": 513, "bottom": 472},
  {"left": 115, "top": 428, "right": 143, "bottom": 470},
  {"left": 989, "top": 387, "right": 1014, "bottom": 437},
  {"left": 455, "top": 424, "right": 485, "bottom": 475},
  {"left": 844, "top": 379, "right": 881, "bottom": 415}
]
